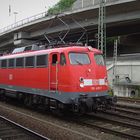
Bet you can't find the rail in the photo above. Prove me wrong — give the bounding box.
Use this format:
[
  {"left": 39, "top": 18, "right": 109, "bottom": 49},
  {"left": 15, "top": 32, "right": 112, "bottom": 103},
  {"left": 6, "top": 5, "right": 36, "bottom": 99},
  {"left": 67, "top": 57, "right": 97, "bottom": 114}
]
[{"left": 0, "top": 115, "right": 49, "bottom": 140}]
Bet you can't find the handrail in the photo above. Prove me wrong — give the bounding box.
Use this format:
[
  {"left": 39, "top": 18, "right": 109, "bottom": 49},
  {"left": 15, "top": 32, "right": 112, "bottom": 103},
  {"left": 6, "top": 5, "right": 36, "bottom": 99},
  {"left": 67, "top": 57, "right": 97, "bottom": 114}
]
[{"left": 0, "top": 11, "right": 48, "bottom": 35}]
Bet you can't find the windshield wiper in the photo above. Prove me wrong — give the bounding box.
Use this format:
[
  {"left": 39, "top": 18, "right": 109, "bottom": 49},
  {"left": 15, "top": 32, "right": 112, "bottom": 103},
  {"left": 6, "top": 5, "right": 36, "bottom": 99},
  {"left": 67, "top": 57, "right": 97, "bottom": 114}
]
[{"left": 75, "top": 59, "right": 83, "bottom": 65}]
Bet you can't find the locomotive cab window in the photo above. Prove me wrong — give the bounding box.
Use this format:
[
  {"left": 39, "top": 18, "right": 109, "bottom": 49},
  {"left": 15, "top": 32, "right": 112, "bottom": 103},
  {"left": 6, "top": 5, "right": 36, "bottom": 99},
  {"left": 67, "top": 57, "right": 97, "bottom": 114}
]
[
  {"left": 52, "top": 54, "right": 58, "bottom": 65},
  {"left": 60, "top": 53, "right": 66, "bottom": 66},
  {"left": 69, "top": 52, "right": 90, "bottom": 65},
  {"left": 25, "top": 56, "right": 34, "bottom": 67},
  {"left": 94, "top": 54, "right": 105, "bottom": 66}
]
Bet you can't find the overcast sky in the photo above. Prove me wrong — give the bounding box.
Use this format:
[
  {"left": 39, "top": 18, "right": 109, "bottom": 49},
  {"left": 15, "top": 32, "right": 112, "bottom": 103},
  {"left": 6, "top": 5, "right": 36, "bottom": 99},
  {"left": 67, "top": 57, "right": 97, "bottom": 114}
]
[{"left": 0, "top": 0, "right": 59, "bottom": 29}]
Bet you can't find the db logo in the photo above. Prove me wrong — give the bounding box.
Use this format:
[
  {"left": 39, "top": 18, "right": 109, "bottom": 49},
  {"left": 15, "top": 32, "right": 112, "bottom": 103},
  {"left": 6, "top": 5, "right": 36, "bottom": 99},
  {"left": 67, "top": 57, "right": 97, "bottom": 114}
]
[
  {"left": 91, "top": 87, "right": 95, "bottom": 90},
  {"left": 9, "top": 74, "right": 13, "bottom": 80}
]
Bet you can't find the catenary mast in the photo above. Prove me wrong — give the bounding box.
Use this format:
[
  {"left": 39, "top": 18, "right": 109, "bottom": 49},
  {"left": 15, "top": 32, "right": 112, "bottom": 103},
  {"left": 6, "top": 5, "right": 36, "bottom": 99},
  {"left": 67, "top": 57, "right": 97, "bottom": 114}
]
[{"left": 98, "top": 0, "right": 106, "bottom": 58}]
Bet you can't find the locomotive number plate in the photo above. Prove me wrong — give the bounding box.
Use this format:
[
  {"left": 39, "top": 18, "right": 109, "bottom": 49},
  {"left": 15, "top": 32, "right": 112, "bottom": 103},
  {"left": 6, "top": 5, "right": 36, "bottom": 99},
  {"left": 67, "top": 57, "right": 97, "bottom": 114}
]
[{"left": 84, "top": 79, "right": 92, "bottom": 86}]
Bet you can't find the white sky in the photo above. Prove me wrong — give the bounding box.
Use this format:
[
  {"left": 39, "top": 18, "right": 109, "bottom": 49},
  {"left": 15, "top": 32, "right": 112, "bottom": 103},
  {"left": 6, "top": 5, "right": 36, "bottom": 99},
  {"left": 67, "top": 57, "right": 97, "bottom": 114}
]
[{"left": 0, "top": 0, "right": 59, "bottom": 29}]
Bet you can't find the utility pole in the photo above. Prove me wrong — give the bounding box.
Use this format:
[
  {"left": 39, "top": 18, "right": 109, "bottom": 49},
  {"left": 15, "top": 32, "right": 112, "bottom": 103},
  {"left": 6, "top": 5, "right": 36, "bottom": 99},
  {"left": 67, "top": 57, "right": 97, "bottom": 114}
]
[
  {"left": 14, "top": 12, "right": 18, "bottom": 23},
  {"left": 113, "top": 39, "right": 118, "bottom": 83},
  {"left": 98, "top": 0, "right": 106, "bottom": 59}
]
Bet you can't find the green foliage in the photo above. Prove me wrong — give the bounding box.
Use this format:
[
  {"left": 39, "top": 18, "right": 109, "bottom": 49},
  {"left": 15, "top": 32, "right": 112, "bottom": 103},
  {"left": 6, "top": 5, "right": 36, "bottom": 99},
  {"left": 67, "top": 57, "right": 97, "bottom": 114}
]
[
  {"left": 108, "top": 88, "right": 114, "bottom": 96},
  {"left": 48, "top": 0, "right": 76, "bottom": 15}
]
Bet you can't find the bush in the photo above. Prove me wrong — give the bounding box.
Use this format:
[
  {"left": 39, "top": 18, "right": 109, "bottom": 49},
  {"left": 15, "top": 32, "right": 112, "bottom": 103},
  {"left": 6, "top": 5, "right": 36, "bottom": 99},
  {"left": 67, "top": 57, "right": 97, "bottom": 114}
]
[{"left": 48, "top": 0, "right": 76, "bottom": 15}]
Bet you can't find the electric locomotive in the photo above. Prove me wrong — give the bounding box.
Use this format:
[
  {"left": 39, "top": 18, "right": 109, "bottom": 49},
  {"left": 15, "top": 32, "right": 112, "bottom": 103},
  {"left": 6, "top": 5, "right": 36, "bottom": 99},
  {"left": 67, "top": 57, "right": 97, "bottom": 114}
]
[{"left": 0, "top": 44, "right": 116, "bottom": 113}]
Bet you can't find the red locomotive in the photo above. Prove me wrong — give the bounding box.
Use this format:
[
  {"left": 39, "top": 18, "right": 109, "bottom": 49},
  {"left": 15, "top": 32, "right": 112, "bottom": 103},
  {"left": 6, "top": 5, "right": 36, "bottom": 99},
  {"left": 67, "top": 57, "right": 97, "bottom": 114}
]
[{"left": 0, "top": 44, "right": 116, "bottom": 113}]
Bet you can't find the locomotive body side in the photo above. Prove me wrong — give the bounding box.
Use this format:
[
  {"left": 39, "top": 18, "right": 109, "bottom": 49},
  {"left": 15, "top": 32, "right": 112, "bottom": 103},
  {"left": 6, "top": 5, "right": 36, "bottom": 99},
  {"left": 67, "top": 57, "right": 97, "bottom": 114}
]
[{"left": 0, "top": 46, "right": 116, "bottom": 112}]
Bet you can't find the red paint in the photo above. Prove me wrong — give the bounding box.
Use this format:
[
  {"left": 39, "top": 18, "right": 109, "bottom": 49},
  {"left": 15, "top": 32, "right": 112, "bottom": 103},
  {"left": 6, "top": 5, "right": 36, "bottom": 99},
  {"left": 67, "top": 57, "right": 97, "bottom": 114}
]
[{"left": 0, "top": 46, "right": 108, "bottom": 93}]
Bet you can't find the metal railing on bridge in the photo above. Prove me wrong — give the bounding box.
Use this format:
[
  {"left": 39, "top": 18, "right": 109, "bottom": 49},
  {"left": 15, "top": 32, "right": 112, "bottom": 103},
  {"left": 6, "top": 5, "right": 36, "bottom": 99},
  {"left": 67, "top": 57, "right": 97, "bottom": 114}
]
[{"left": 0, "top": 0, "right": 132, "bottom": 36}]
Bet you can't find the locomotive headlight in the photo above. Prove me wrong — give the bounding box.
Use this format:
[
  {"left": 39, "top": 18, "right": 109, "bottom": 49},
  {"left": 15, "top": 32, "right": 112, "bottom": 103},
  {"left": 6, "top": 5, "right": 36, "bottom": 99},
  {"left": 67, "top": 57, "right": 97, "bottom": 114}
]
[
  {"left": 80, "top": 83, "right": 84, "bottom": 88},
  {"left": 80, "top": 77, "right": 84, "bottom": 82}
]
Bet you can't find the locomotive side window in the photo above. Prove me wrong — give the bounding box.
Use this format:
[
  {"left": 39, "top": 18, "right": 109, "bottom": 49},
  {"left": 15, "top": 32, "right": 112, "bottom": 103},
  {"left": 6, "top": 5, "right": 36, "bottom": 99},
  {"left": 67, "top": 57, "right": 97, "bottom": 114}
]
[
  {"left": 16, "top": 57, "right": 24, "bottom": 68},
  {"left": 8, "top": 59, "right": 15, "bottom": 68},
  {"left": 52, "top": 54, "right": 57, "bottom": 65},
  {"left": 94, "top": 54, "right": 105, "bottom": 65},
  {"left": 25, "top": 56, "right": 34, "bottom": 67},
  {"left": 60, "top": 53, "right": 66, "bottom": 66},
  {"left": 36, "top": 55, "right": 48, "bottom": 67},
  {"left": 69, "top": 53, "right": 90, "bottom": 65},
  {"left": 1, "top": 59, "right": 7, "bottom": 68}
]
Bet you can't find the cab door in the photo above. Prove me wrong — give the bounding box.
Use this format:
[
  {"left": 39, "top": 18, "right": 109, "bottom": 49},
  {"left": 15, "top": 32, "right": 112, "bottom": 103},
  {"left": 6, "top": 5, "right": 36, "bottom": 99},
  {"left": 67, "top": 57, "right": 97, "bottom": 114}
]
[{"left": 50, "top": 53, "right": 59, "bottom": 91}]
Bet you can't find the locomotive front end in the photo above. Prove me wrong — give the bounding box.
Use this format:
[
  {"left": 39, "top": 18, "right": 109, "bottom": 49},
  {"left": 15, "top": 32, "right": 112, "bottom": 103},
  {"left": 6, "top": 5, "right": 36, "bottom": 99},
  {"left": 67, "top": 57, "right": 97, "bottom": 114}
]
[{"left": 67, "top": 47, "right": 117, "bottom": 113}]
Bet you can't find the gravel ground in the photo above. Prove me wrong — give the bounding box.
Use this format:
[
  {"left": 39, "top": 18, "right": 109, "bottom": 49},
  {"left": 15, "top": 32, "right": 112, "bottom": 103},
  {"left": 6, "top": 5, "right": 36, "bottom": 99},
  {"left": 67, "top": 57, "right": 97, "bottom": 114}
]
[{"left": 0, "top": 101, "right": 125, "bottom": 140}]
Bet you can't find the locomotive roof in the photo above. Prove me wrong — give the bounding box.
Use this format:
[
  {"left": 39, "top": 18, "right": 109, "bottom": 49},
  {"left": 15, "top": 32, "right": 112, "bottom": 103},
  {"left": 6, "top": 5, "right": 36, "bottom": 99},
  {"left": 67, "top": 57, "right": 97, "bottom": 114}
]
[{"left": 0, "top": 46, "right": 102, "bottom": 59}]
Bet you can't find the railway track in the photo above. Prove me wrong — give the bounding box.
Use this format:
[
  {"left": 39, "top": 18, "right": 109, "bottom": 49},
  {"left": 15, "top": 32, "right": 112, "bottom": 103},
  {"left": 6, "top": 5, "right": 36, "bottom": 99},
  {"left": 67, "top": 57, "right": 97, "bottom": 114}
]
[
  {"left": 100, "top": 109, "right": 140, "bottom": 122},
  {"left": 0, "top": 102, "right": 99, "bottom": 140},
  {"left": 68, "top": 102, "right": 140, "bottom": 140},
  {"left": 114, "top": 106, "right": 140, "bottom": 117},
  {"left": 0, "top": 99, "right": 139, "bottom": 140},
  {"left": 118, "top": 97, "right": 140, "bottom": 104},
  {"left": 117, "top": 102, "right": 140, "bottom": 111},
  {"left": 72, "top": 112, "right": 140, "bottom": 140},
  {"left": 0, "top": 115, "right": 49, "bottom": 140}
]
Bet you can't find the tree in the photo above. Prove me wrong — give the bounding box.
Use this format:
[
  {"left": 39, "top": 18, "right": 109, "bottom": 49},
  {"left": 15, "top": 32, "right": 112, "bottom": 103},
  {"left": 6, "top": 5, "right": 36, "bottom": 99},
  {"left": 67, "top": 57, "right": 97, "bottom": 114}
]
[{"left": 48, "top": 0, "right": 76, "bottom": 15}]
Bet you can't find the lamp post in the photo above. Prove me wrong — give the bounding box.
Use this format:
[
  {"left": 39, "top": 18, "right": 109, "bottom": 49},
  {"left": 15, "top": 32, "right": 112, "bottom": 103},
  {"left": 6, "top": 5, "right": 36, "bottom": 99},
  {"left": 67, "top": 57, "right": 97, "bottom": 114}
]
[
  {"left": 93, "top": 0, "right": 95, "bottom": 5},
  {"left": 14, "top": 12, "right": 18, "bottom": 23},
  {"left": 82, "top": 0, "right": 84, "bottom": 8}
]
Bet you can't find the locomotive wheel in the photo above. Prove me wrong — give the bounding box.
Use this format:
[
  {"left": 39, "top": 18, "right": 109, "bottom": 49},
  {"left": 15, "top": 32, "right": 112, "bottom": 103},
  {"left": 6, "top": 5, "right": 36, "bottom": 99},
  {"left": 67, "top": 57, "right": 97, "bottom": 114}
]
[
  {"left": 0, "top": 90, "right": 6, "bottom": 101},
  {"left": 51, "top": 102, "right": 66, "bottom": 116},
  {"left": 24, "top": 95, "right": 33, "bottom": 107},
  {"left": 79, "top": 103, "right": 87, "bottom": 114}
]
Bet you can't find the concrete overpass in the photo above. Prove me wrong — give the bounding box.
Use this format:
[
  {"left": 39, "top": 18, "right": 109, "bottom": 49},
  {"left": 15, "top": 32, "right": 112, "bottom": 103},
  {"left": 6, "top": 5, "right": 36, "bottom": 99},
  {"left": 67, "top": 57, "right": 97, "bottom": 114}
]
[{"left": 0, "top": 0, "right": 139, "bottom": 52}]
